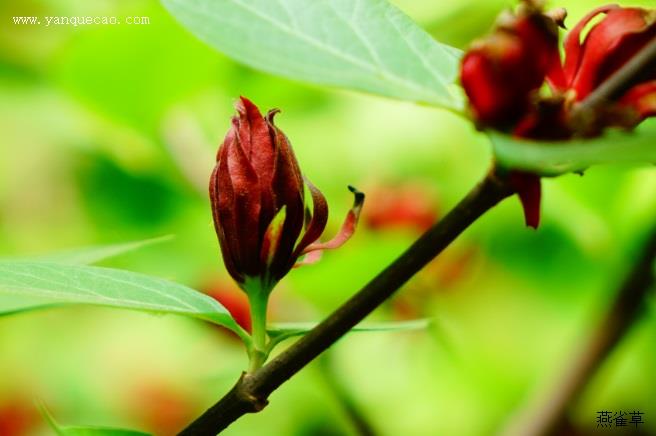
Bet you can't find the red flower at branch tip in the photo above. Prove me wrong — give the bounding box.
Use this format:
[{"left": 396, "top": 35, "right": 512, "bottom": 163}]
[
  {"left": 460, "top": 2, "right": 563, "bottom": 229},
  {"left": 210, "top": 97, "right": 364, "bottom": 292},
  {"left": 460, "top": 2, "right": 656, "bottom": 230},
  {"left": 549, "top": 4, "right": 656, "bottom": 119}
]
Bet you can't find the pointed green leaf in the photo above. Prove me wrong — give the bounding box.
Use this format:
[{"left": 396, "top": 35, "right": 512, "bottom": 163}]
[
  {"left": 161, "top": 0, "right": 464, "bottom": 110},
  {"left": 25, "top": 236, "right": 174, "bottom": 265},
  {"left": 0, "top": 261, "right": 248, "bottom": 341},
  {"left": 489, "top": 122, "right": 656, "bottom": 176}
]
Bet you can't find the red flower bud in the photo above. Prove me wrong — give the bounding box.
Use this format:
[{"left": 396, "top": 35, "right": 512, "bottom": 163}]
[
  {"left": 210, "top": 97, "right": 364, "bottom": 291},
  {"left": 460, "top": 7, "right": 561, "bottom": 127},
  {"left": 551, "top": 5, "right": 656, "bottom": 118}
]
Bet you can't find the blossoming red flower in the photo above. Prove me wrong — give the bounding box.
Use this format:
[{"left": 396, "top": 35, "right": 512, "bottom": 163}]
[
  {"left": 210, "top": 97, "right": 364, "bottom": 292},
  {"left": 549, "top": 5, "right": 656, "bottom": 119},
  {"left": 460, "top": 2, "right": 656, "bottom": 229}
]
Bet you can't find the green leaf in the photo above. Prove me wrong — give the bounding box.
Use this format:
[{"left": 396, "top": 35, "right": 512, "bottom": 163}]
[
  {"left": 267, "top": 318, "right": 430, "bottom": 344},
  {"left": 0, "top": 261, "right": 248, "bottom": 341},
  {"left": 40, "top": 402, "right": 151, "bottom": 436},
  {"left": 25, "top": 236, "right": 174, "bottom": 265},
  {"left": 161, "top": 0, "right": 464, "bottom": 110},
  {"left": 489, "top": 123, "right": 656, "bottom": 176}
]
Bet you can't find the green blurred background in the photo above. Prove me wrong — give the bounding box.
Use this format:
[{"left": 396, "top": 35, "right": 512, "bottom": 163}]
[{"left": 1, "top": 0, "right": 655, "bottom": 434}]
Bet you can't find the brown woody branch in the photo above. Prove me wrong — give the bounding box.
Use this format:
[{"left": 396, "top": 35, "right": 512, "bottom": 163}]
[
  {"left": 180, "top": 169, "right": 513, "bottom": 435},
  {"left": 181, "top": 29, "right": 656, "bottom": 436}
]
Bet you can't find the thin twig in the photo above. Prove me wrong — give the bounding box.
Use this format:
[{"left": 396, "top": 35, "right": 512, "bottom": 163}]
[
  {"left": 502, "top": 222, "right": 656, "bottom": 436},
  {"left": 179, "top": 169, "right": 513, "bottom": 435}
]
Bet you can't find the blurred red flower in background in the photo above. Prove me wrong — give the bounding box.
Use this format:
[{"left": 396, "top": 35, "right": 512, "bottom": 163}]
[
  {"left": 362, "top": 182, "right": 439, "bottom": 234},
  {"left": 130, "top": 383, "right": 198, "bottom": 436},
  {"left": 203, "top": 281, "right": 252, "bottom": 333},
  {"left": 0, "top": 398, "right": 38, "bottom": 436}
]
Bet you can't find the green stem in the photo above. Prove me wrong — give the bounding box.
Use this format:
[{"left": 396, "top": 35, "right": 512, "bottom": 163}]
[{"left": 247, "top": 287, "right": 269, "bottom": 373}]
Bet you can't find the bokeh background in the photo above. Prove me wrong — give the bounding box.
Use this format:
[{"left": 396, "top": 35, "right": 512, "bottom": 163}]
[{"left": 1, "top": 0, "right": 655, "bottom": 434}]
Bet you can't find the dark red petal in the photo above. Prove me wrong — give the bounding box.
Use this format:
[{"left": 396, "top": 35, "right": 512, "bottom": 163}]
[
  {"left": 460, "top": 27, "right": 544, "bottom": 128},
  {"left": 546, "top": 51, "right": 567, "bottom": 91},
  {"left": 561, "top": 5, "right": 619, "bottom": 90},
  {"left": 292, "top": 178, "right": 329, "bottom": 259},
  {"left": 593, "top": 12, "right": 656, "bottom": 90},
  {"left": 514, "top": 14, "right": 560, "bottom": 88},
  {"left": 225, "top": 121, "right": 262, "bottom": 277},
  {"left": 237, "top": 97, "right": 276, "bottom": 187},
  {"left": 266, "top": 118, "right": 305, "bottom": 281},
  {"left": 302, "top": 186, "right": 365, "bottom": 254},
  {"left": 211, "top": 132, "right": 243, "bottom": 283},
  {"left": 461, "top": 48, "right": 525, "bottom": 126},
  {"left": 235, "top": 98, "right": 277, "bottom": 240},
  {"left": 569, "top": 7, "right": 650, "bottom": 99},
  {"left": 508, "top": 171, "right": 542, "bottom": 229}
]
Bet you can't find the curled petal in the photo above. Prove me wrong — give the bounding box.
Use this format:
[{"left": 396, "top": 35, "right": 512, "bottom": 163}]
[{"left": 301, "top": 186, "right": 365, "bottom": 255}]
